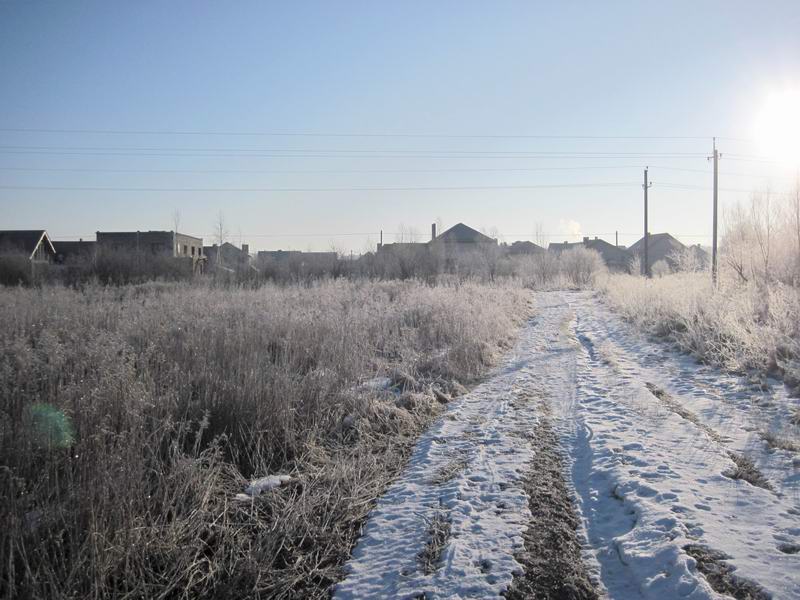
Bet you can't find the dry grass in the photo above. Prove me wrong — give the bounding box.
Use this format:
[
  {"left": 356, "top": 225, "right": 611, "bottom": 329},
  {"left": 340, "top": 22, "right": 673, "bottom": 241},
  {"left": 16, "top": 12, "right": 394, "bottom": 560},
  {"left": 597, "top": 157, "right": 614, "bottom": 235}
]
[
  {"left": 645, "top": 382, "right": 725, "bottom": 444},
  {"left": 417, "top": 510, "right": 453, "bottom": 575},
  {"left": 601, "top": 273, "right": 800, "bottom": 383},
  {"left": 506, "top": 411, "right": 599, "bottom": 600},
  {"left": 0, "top": 279, "right": 529, "bottom": 599},
  {"left": 684, "top": 544, "right": 769, "bottom": 600},
  {"left": 759, "top": 429, "right": 799, "bottom": 453},
  {"left": 723, "top": 452, "right": 774, "bottom": 491}
]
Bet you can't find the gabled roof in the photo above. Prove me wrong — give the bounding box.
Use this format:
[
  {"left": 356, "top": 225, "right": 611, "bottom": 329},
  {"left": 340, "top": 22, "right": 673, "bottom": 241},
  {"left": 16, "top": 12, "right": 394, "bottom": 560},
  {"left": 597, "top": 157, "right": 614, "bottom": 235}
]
[
  {"left": 509, "top": 240, "right": 545, "bottom": 254},
  {"left": 434, "top": 223, "right": 496, "bottom": 244},
  {"left": 628, "top": 232, "right": 684, "bottom": 255},
  {"left": 0, "top": 230, "right": 56, "bottom": 258}
]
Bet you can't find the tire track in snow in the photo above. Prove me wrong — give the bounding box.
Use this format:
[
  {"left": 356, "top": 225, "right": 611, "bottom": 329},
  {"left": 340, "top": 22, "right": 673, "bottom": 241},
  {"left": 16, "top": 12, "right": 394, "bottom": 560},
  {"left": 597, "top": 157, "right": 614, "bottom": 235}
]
[
  {"left": 562, "top": 291, "right": 800, "bottom": 599},
  {"left": 334, "top": 291, "right": 799, "bottom": 599},
  {"left": 333, "top": 310, "right": 553, "bottom": 599}
]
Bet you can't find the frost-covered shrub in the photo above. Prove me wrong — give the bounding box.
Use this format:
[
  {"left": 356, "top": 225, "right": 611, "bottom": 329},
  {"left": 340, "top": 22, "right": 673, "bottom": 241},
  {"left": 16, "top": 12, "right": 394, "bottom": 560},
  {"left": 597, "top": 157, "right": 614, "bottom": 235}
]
[
  {"left": 601, "top": 273, "right": 800, "bottom": 379},
  {"left": 560, "top": 247, "right": 607, "bottom": 288}
]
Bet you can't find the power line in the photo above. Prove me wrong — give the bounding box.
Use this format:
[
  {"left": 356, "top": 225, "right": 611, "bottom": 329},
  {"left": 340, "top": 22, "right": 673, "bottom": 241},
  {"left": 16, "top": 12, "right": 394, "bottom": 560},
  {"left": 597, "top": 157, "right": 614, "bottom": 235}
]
[
  {"left": 0, "top": 164, "right": 645, "bottom": 175},
  {"left": 656, "top": 182, "right": 753, "bottom": 193},
  {"left": 0, "top": 182, "right": 641, "bottom": 193},
  {"left": 0, "top": 126, "right": 716, "bottom": 140},
  {"left": 0, "top": 144, "right": 711, "bottom": 155},
  {"left": 47, "top": 231, "right": 713, "bottom": 240},
  {"left": 648, "top": 165, "right": 794, "bottom": 179},
  {"left": 0, "top": 150, "right": 710, "bottom": 160},
  {"left": 0, "top": 145, "right": 710, "bottom": 160}
]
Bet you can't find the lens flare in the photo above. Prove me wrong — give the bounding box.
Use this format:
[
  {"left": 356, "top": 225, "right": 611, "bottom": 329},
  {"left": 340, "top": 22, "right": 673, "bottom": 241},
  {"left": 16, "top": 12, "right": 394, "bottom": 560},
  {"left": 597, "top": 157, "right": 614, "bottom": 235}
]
[{"left": 754, "top": 90, "right": 800, "bottom": 165}]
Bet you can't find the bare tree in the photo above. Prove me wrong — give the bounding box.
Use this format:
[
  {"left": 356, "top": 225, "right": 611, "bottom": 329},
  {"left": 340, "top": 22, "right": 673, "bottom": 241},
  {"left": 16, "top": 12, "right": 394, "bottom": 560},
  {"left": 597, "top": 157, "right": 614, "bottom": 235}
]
[
  {"left": 533, "top": 222, "right": 547, "bottom": 249},
  {"left": 213, "top": 211, "right": 229, "bottom": 246},
  {"left": 721, "top": 202, "right": 751, "bottom": 283},
  {"left": 750, "top": 190, "right": 774, "bottom": 284},
  {"left": 396, "top": 224, "right": 419, "bottom": 243},
  {"left": 171, "top": 209, "right": 181, "bottom": 233}
]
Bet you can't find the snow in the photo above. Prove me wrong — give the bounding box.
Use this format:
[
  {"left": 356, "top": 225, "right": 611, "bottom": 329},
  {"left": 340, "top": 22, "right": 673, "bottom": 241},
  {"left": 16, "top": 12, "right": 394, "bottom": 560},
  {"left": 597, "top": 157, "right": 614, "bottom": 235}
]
[
  {"left": 244, "top": 474, "right": 292, "bottom": 496},
  {"left": 562, "top": 291, "right": 800, "bottom": 598},
  {"left": 334, "top": 291, "right": 800, "bottom": 599}
]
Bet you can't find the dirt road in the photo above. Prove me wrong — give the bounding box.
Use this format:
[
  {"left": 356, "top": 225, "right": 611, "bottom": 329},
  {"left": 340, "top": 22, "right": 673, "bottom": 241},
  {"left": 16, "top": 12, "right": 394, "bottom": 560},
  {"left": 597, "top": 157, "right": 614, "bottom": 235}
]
[{"left": 334, "top": 292, "right": 800, "bottom": 599}]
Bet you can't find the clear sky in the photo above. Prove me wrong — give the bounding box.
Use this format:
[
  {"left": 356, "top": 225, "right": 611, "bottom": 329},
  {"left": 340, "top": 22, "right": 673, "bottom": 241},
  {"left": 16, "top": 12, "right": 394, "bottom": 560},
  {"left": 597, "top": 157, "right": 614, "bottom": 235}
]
[{"left": 1, "top": 1, "right": 799, "bottom": 251}]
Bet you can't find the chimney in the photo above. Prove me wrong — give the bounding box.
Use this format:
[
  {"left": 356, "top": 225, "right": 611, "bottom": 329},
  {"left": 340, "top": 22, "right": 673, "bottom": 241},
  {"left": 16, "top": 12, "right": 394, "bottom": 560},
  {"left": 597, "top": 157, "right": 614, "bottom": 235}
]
[
  {"left": 242, "top": 243, "right": 249, "bottom": 256},
  {"left": 583, "top": 236, "right": 589, "bottom": 243},
  {"left": 431, "top": 223, "right": 437, "bottom": 241}
]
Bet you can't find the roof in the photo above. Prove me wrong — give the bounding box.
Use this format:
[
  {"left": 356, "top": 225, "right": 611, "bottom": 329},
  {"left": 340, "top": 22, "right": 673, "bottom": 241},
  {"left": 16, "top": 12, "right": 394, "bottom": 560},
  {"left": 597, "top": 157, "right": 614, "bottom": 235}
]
[
  {"left": 434, "top": 223, "right": 496, "bottom": 244},
  {"left": 548, "top": 241, "right": 582, "bottom": 253},
  {"left": 629, "top": 232, "right": 684, "bottom": 254},
  {"left": 52, "top": 240, "right": 96, "bottom": 255},
  {"left": 629, "top": 233, "right": 686, "bottom": 265},
  {"left": 508, "top": 240, "right": 545, "bottom": 255},
  {"left": 0, "top": 230, "right": 56, "bottom": 258}
]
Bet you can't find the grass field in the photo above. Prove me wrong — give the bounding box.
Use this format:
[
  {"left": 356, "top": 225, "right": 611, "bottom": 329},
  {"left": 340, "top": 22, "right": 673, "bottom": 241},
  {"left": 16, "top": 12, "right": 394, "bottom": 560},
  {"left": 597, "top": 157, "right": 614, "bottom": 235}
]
[{"left": 0, "top": 279, "right": 530, "bottom": 599}]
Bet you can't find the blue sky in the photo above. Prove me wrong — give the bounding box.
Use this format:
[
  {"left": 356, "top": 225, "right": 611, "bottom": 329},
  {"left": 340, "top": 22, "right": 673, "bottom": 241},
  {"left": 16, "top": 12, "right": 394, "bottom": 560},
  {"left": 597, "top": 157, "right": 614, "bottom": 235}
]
[{"left": 1, "top": 1, "right": 799, "bottom": 251}]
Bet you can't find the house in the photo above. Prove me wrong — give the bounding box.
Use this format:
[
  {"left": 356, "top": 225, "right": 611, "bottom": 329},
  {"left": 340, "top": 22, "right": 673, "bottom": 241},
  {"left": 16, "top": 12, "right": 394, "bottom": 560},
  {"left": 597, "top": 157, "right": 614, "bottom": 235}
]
[
  {"left": 431, "top": 222, "right": 497, "bottom": 248},
  {"left": 96, "top": 230, "right": 205, "bottom": 273},
  {"left": 53, "top": 239, "right": 97, "bottom": 263},
  {"left": 0, "top": 230, "right": 57, "bottom": 262},
  {"left": 204, "top": 242, "right": 253, "bottom": 271},
  {"left": 377, "top": 222, "right": 498, "bottom": 255},
  {"left": 629, "top": 232, "right": 709, "bottom": 272},
  {"left": 508, "top": 240, "right": 545, "bottom": 255},
  {"left": 549, "top": 237, "right": 633, "bottom": 272}
]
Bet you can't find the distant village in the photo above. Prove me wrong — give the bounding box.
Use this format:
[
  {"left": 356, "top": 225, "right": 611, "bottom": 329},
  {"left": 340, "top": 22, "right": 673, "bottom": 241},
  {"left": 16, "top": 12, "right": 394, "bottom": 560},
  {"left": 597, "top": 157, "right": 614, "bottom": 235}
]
[{"left": 0, "top": 222, "right": 709, "bottom": 284}]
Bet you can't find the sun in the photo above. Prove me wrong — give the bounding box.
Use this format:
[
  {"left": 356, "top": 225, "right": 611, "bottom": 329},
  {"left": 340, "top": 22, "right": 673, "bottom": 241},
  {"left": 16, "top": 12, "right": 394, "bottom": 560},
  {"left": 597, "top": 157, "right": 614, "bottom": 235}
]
[{"left": 754, "top": 90, "right": 800, "bottom": 165}]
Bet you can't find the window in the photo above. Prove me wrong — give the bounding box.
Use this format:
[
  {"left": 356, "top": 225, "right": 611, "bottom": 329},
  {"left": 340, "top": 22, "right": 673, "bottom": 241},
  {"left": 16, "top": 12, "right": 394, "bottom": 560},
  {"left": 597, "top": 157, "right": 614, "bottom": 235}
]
[
  {"left": 183, "top": 244, "right": 188, "bottom": 255},
  {"left": 191, "top": 246, "right": 195, "bottom": 256}
]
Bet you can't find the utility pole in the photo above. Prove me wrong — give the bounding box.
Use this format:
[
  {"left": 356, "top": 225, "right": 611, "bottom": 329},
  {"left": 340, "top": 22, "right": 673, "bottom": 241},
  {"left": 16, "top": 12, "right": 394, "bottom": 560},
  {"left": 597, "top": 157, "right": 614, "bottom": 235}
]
[
  {"left": 708, "top": 138, "right": 721, "bottom": 286},
  {"left": 615, "top": 230, "right": 618, "bottom": 248},
  {"left": 643, "top": 168, "right": 649, "bottom": 277}
]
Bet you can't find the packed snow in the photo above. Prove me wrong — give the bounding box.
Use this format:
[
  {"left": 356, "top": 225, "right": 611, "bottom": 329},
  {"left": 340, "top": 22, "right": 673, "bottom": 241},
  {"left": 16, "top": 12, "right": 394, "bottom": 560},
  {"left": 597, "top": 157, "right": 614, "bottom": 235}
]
[{"left": 334, "top": 291, "right": 800, "bottom": 599}]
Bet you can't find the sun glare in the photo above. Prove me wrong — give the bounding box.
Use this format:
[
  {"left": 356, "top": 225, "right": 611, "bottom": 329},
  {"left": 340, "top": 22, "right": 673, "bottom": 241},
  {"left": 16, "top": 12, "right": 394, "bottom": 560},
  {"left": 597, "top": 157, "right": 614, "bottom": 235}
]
[{"left": 754, "top": 90, "right": 800, "bottom": 165}]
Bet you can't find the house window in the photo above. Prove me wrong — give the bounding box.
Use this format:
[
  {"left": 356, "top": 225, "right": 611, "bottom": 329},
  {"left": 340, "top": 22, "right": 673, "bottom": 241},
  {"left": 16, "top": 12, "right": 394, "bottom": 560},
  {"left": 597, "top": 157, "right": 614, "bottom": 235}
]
[
  {"left": 191, "top": 246, "right": 195, "bottom": 256},
  {"left": 183, "top": 244, "right": 188, "bottom": 255}
]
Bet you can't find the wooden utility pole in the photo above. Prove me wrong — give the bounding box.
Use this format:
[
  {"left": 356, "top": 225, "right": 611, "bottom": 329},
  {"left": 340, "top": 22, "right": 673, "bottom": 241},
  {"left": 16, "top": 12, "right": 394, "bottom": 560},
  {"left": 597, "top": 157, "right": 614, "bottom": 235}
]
[
  {"left": 709, "top": 138, "right": 721, "bottom": 286},
  {"left": 712, "top": 139, "right": 719, "bottom": 284},
  {"left": 643, "top": 168, "right": 652, "bottom": 277}
]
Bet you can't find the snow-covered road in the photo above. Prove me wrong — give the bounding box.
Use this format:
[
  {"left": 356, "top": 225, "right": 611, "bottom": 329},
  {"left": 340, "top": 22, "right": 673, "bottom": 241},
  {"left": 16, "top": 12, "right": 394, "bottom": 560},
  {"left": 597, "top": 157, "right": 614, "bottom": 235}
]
[{"left": 334, "top": 291, "right": 800, "bottom": 599}]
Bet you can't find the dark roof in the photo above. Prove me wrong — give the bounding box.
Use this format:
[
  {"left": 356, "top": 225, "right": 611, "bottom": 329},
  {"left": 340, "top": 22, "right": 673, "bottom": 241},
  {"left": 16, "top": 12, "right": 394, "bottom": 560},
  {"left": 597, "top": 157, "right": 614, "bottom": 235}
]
[
  {"left": 629, "top": 233, "right": 686, "bottom": 265},
  {"left": 0, "top": 230, "right": 55, "bottom": 257},
  {"left": 509, "top": 240, "right": 545, "bottom": 255},
  {"left": 434, "top": 223, "right": 496, "bottom": 244},
  {"left": 548, "top": 241, "right": 582, "bottom": 253},
  {"left": 584, "top": 238, "right": 632, "bottom": 265},
  {"left": 629, "top": 232, "right": 682, "bottom": 254},
  {"left": 53, "top": 240, "right": 96, "bottom": 256}
]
